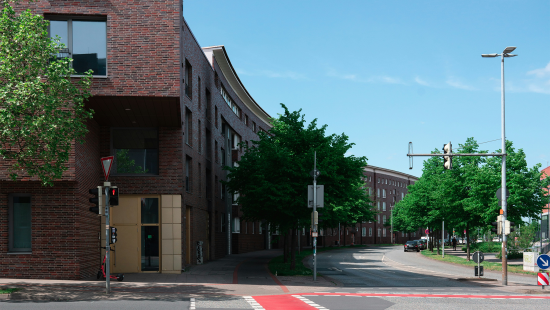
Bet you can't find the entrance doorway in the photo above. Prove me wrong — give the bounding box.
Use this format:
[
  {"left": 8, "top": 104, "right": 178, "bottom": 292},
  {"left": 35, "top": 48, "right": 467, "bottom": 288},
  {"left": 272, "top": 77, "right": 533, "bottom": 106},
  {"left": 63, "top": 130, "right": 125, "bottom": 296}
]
[{"left": 111, "top": 196, "right": 160, "bottom": 273}]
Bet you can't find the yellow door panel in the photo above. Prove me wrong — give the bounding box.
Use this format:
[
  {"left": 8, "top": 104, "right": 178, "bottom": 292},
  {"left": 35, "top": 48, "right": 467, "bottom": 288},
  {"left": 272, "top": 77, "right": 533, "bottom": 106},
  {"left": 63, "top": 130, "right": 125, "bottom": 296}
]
[
  {"left": 111, "top": 226, "right": 139, "bottom": 273},
  {"left": 111, "top": 197, "right": 139, "bottom": 225}
]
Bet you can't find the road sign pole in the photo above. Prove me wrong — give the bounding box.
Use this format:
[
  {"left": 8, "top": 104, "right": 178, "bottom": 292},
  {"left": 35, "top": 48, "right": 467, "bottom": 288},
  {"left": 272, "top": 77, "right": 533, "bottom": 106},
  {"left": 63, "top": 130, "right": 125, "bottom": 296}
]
[
  {"left": 500, "top": 52, "right": 508, "bottom": 286},
  {"left": 313, "top": 151, "right": 317, "bottom": 282},
  {"left": 104, "top": 182, "right": 111, "bottom": 294},
  {"left": 442, "top": 220, "right": 445, "bottom": 258}
]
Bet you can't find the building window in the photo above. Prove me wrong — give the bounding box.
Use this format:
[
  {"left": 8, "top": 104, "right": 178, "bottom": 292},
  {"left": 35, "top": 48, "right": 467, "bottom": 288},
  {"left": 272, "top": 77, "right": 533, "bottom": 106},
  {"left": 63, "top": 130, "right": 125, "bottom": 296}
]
[
  {"left": 383, "top": 202, "right": 386, "bottom": 211},
  {"left": 232, "top": 217, "right": 240, "bottom": 233},
  {"left": 369, "top": 227, "right": 373, "bottom": 237},
  {"left": 220, "top": 213, "right": 225, "bottom": 232},
  {"left": 205, "top": 89, "right": 211, "bottom": 121},
  {"left": 185, "top": 59, "right": 192, "bottom": 98},
  {"left": 369, "top": 188, "right": 372, "bottom": 196},
  {"left": 402, "top": 192, "right": 404, "bottom": 200},
  {"left": 198, "top": 76, "right": 202, "bottom": 110},
  {"left": 112, "top": 128, "right": 158, "bottom": 175},
  {"left": 383, "top": 215, "right": 386, "bottom": 224},
  {"left": 377, "top": 214, "right": 380, "bottom": 222},
  {"left": 198, "top": 120, "right": 202, "bottom": 153},
  {"left": 383, "top": 189, "right": 386, "bottom": 198},
  {"left": 377, "top": 201, "right": 380, "bottom": 210},
  {"left": 198, "top": 163, "right": 202, "bottom": 197},
  {"left": 215, "top": 141, "right": 218, "bottom": 163},
  {"left": 47, "top": 16, "right": 107, "bottom": 76},
  {"left": 245, "top": 114, "right": 249, "bottom": 126},
  {"left": 9, "top": 194, "right": 32, "bottom": 253},
  {"left": 221, "top": 148, "right": 226, "bottom": 166},
  {"left": 377, "top": 188, "right": 380, "bottom": 197},
  {"left": 362, "top": 227, "right": 366, "bottom": 237},
  {"left": 252, "top": 122, "right": 256, "bottom": 132},
  {"left": 383, "top": 228, "right": 387, "bottom": 237},
  {"left": 252, "top": 222, "right": 255, "bottom": 234},
  {"left": 220, "top": 86, "right": 241, "bottom": 118},
  {"left": 215, "top": 106, "right": 218, "bottom": 128},
  {"left": 221, "top": 182, "right": 225, "bottom": 200},
  {"left": 185, "top": 108, "right": 192, "bottom": 146},
  {"left": 378, "top": 228, "right": 381, "bottom": 237},
  {"left": 185, "top": 157, "right": 192, "bottom": 192}
]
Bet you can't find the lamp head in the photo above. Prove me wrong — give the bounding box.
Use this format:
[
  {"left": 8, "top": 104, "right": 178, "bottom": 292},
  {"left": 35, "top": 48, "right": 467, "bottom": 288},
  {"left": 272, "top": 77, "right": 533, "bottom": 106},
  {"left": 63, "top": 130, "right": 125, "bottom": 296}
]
[
  {"left": 481, "top": 53, "right": 499, "bottom": 58},
  {"left": 503, "top": 46, "right": 516, "bottom": 54}
]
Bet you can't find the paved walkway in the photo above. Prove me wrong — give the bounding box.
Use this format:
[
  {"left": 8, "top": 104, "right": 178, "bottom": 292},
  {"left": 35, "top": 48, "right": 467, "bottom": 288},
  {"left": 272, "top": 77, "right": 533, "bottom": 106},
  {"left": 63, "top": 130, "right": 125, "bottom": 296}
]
[
  {"left": 442, "top": 248, "right": 523, "bottom": 265},
  {"left": 0, "top": 249, "right": 338, "bottom": 301}
]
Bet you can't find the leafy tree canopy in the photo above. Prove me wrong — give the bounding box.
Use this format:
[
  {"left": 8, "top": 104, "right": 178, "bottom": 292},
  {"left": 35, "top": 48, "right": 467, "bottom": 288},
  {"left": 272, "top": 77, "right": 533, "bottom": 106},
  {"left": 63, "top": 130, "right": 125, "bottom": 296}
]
[
  {"left": 0, "top": 0, "right": 93, "bottom": 186},
  {"left": 223, "top": 104, "right": 375, "bottom": 233}
]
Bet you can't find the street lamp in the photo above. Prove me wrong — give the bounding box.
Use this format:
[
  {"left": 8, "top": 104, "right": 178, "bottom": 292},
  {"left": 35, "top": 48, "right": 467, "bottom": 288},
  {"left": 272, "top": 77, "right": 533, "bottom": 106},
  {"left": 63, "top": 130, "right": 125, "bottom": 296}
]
[{"left": 482, "top": 46, "right": 517, "bottom": 286}]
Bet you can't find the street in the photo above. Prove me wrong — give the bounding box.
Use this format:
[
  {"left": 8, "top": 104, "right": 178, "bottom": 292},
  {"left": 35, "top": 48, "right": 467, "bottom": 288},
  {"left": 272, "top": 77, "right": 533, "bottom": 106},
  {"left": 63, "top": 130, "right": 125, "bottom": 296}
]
[{"left": 3, "top": 246, "right": 550, "bottom": 309}]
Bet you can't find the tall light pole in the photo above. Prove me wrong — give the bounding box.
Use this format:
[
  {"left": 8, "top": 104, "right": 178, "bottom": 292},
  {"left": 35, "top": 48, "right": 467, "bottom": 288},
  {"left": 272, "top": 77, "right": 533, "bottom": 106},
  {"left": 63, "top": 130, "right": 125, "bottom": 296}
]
[{"left": 482, "top": 46, "right": 517, "bottom": 286}]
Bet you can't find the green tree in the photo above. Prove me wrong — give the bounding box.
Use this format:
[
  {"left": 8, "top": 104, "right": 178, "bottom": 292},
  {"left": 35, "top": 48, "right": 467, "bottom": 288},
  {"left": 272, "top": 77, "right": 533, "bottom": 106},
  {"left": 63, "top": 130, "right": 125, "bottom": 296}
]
[
  {"left": 223, "top": 104, "right": 374, "bottom": 269},
  {"left": 0, "top": 1, "right": 93, "bottom": 186}
]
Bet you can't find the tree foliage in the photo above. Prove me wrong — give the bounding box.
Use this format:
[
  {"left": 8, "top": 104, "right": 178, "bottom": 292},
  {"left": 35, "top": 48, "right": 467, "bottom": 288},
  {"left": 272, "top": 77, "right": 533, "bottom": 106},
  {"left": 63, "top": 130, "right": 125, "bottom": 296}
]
[
  {"left": 393, "top": 138, "right": 550, "bottom": 245},
  {"left": 223, "top": 104, "right": 375, "bottom": 235},
  {"left": 0, "top": 1, "right": 93, "bottom": 186}
]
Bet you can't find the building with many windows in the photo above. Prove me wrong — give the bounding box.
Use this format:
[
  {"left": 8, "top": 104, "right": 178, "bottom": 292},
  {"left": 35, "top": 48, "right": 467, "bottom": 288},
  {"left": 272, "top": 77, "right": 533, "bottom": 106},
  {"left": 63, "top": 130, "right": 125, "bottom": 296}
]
[{"left": 1, "top": 0, "right": 272, "bottom": 279}]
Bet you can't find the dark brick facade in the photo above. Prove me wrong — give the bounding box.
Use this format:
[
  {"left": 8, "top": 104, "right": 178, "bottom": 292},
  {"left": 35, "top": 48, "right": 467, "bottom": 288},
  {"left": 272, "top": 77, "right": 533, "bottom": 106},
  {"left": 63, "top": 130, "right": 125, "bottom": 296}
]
[{"left": 1, "top": 0, "right": 270, "bottom": 279}]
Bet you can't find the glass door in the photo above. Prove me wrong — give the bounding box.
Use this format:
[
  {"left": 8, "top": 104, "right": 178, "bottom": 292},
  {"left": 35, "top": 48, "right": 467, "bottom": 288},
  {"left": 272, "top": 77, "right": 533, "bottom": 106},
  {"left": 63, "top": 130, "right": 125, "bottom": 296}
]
[{"left": 140, "top": 198, "right": 159, "bottom": 271}]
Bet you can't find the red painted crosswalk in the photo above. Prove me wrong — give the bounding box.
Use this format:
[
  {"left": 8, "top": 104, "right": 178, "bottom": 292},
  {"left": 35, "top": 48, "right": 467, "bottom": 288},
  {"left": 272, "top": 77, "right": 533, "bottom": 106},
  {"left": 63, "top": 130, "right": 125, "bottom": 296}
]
[{"left": 253, "top": 295, "right": 319, "bottom": 310}]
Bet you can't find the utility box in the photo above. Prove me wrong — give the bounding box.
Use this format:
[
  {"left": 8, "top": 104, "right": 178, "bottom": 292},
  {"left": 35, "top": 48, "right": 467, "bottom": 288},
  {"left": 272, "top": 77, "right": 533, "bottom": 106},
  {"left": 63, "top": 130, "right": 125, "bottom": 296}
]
[{"left": 524, "top": 252, "right": 539, "bottom": 272}]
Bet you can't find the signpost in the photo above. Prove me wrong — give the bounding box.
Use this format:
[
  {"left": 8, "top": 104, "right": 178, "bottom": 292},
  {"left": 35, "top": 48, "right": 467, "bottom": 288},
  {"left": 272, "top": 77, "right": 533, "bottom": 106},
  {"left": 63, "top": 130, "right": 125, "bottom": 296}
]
[
  {"left": 473, "top": 251, "right": 484, "bottom": 278},
  {"left": 101, "top": 156, "right": 113, "bottom": 294},
  {"left": 311, "top": 152, "right": 320, "bottom": 281},
  {"left": 538, "top": 272, "right": 549, "bottom": 289},
  {"left": 537, "top": 254, "right": 550, "bottom": 270}
]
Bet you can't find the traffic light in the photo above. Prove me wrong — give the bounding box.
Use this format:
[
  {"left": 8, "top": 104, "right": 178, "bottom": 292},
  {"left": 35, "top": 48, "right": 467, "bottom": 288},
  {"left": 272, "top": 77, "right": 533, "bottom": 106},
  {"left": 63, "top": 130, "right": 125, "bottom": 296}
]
[
  {"left": 505, "top": 220, "right": 515, "bottom": 235},
  {"left": 311, "top": 211, "right": 318, "bottom": 230},
  {"left": 491, "top": 215, "right": 503, "bottom": 234},
  {"left": 88, "top": 186, "right": 103, "bottom": 215},
  {"left": 110, "top": 227, "right": 118, "bottom": 244},
  {"left": 109, "top": 186, "right": 119, "bottom": 206},
  {"left": 443, "top": 142, "right": 452, "bottom": 170}
]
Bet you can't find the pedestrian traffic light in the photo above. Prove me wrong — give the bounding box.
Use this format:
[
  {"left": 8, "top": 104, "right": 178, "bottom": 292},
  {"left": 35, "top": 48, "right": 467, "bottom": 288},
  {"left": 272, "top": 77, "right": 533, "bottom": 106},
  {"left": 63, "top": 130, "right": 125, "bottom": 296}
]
[
  {"left": 443, "top": 142, "right": 452, "bottom": 170},
  {"left": 88, "top": 186, "right": 103, "bottom": 215},
  {"left": 110, "top": 227, "right": 118, "bottom": 244},
  {"left": 491, "top": 215, "right": 502, "bottom": 234},
  {"left": 109, "top": 187, "right": 119, "bottom": 206},
  {"left": 505, "top": 220, "right": 515, "bottom": 235}
]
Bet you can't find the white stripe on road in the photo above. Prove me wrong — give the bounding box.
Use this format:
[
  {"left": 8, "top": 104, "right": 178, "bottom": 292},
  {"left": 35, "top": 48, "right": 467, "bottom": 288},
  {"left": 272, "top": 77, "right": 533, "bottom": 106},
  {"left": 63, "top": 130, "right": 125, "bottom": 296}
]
[{"left": 243, "top": 296, "right": 266, "bottom": 310}]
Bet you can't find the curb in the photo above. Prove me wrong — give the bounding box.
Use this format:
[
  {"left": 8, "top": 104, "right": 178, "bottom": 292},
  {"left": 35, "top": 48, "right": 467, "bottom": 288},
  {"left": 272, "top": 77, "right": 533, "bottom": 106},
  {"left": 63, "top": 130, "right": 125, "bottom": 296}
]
[{"left": 0, "top": 294, "right": 10, "bottom": 300}]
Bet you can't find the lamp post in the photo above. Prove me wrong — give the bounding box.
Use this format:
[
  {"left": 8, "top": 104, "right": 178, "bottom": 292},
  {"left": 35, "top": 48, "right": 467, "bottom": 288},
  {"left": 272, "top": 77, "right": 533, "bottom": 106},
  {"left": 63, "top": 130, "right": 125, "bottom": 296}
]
[{"left": 482, "top": 46, "right": 517, "bottom": 286}]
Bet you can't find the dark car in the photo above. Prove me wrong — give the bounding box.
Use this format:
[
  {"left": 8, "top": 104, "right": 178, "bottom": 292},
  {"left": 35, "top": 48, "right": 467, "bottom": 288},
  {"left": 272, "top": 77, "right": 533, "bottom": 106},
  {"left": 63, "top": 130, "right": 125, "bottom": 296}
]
[
  {"left": 404, "top": 241, "right": 420, "bottom": 252},
  {"left": 415, "top": 239, "right": 427, "bottom": 250}
]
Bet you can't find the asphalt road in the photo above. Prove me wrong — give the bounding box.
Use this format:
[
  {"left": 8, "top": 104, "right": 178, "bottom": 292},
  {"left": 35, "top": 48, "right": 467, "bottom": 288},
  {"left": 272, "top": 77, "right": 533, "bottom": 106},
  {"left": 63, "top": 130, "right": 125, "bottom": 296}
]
[{"left": 307, "top": 245, "right": 534, "bottom": 293}]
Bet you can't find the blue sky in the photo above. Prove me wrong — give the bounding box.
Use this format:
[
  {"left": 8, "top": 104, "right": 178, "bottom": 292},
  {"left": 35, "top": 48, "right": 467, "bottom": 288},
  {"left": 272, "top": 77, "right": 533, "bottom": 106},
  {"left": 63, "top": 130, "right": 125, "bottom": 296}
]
[{"left": 185, "top": 0, "right": 550, "bottom": 178}]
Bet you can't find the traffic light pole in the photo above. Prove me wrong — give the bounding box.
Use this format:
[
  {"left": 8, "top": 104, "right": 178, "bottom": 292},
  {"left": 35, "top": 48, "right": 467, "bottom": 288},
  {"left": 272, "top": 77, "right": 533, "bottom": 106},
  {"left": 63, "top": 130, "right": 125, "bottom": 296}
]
[
  {"left": 500, "top": 52, "right": 508, "bottom": 286},
  {"left": 313, "top": 151, "right": 317, "bottom": 282},
  {"left": 104, "top": 182, "right": 111, "bottom": 294}
]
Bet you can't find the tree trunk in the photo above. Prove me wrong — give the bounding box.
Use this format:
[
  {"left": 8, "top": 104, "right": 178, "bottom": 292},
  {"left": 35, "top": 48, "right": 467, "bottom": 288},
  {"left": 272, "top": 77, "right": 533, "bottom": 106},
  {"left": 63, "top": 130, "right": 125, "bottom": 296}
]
[
  {"left": 429, "top": 229, "right": 434, "bottom": 252},
  {"left": 344, "top": 226, "right": 347, "bottom": 246},
  {"left": 466, "top": 224, "right": 471, "bottom": 261},
  {"left": 436, "top": 230, "right": 440, "bottom": 255},
  {"left": 290, "top": 228, "right": 297, "bottom": 270},
  {"left": 283, "top": 233, "right": 288, "bottom": 263}
]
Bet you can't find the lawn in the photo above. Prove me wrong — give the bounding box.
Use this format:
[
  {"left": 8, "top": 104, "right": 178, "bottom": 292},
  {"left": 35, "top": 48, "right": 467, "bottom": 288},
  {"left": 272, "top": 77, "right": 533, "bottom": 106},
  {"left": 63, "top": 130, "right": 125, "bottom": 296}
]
[
  {"left": 0, "top": 288, "right": 19, "bottom": 294},
  {"left": 421, "top": 250, "right": 537, "bottom": 276},
  {"left": 268, "top": 245, "right": 368, "bottom": 276}
]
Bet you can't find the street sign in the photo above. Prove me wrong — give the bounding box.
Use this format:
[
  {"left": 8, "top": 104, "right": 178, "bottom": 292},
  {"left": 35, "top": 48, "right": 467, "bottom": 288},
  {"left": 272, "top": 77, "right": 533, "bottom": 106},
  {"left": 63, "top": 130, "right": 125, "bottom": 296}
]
[
  {"left": 308, "top": 185, "right": 324, "bottom": 208},
  {"left": 101, "top": 156, "right": 114, "bottom": 181},
  {"left": 473, "top": 251, "right": 485, "bottom": 264},
  {"left": 538, "top": 273, "right": 549, "bottom": 286},
  {"left": 310, "top": 169, "right": 320, "bottom": 178},
  {"left": 475, "top": 266, "right": 484, "bottom": 277},
  {"left": 425, "top": 229, "right": 429, "bottom": 234},
  {"left": 537, "top": 254, "right": 550, "bottom": 270},
  {"left": 312, "top": 232, "right": 318, "bottom": 237}
]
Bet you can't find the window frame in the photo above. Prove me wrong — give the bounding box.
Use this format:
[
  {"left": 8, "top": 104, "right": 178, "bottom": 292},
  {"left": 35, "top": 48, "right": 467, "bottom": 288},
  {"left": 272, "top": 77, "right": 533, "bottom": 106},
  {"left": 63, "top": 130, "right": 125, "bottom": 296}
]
[
  {"left": 8, "top": 193, "right": 32, "bottom": 253},
  {"left": 46, "top": 15, "right": 108, "bottom": 77},
  {"left": 110, "top": 127, "right": 160, "bottom": 176}
]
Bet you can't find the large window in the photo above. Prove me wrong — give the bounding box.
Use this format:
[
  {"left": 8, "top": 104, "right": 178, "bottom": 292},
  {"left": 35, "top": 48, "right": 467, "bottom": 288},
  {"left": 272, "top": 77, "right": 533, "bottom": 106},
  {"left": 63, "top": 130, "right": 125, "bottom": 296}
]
[
  {"left": 9, "top": 194, "right": 32, "bottom": 253},
  {"left": 112, "top": 128, "right": 159, "bottom": 175},
  {"left": 47, "top": 17, "right": 107, "bottom": 76},
  {"left": 220, "top": 87, "right": 241, "bottom": 118}
]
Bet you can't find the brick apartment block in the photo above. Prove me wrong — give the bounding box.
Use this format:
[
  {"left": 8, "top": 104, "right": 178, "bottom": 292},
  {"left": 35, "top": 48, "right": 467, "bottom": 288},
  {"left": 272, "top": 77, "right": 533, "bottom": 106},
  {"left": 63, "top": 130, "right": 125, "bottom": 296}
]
[{"left": 1, "top": 0, "right": 272, "bottom": 279}]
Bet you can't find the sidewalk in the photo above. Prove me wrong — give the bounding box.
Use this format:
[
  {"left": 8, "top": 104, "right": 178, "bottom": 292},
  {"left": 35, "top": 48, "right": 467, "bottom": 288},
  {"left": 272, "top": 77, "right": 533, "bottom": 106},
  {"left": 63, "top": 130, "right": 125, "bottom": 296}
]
[
  {"left": 0, "top": 249, "right": 338, "bottom": 301},
  {"left": 442, "top": 248, "right": 523, "bottom": 265}
]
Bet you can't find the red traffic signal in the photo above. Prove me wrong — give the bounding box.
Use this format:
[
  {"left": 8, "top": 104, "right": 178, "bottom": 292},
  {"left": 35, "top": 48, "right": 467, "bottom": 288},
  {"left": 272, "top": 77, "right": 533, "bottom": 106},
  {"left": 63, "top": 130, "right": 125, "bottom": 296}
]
[{"left": 109, "top": 187, "right": 119, "bottom": 206}]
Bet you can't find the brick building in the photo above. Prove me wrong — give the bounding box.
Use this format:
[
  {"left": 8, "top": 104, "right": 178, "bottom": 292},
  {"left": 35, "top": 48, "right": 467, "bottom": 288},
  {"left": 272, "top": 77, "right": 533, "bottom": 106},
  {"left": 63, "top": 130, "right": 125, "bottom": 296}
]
[
  {"left": 1, "top": 0, "right": 271, "bottom": 279},
  {"left": 310, "top": 165, "right": 421, "bottom": 247}
]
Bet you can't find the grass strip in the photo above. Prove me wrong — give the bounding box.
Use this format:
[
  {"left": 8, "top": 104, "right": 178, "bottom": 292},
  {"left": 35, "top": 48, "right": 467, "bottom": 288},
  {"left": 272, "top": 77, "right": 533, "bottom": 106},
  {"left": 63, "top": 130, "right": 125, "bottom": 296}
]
[
  {"left": 268, "top": 245, "right": 368, "bottom": 276},
  {"left": 0, "top": 288, "right": 19, "bottom": 294},
  {"left": 421, "top": 250, "right": 537, "bottom": 276}
]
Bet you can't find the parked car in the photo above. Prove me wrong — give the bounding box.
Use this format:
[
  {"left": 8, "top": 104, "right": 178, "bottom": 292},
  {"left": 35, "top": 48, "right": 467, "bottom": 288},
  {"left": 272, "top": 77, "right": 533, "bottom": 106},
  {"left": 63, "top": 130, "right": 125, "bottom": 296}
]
[
  {"left": 404, "top": 240, "right": 420, "bottom": 252},
  {"left": 416, "top": 239, "right": 427, "bottom": 250}
]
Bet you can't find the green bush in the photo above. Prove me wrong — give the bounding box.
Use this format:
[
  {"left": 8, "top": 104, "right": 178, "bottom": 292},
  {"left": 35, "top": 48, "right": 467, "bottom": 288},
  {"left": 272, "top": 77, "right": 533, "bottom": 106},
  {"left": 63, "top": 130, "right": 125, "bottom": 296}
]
[
  {"left": 461, "top": 242, "right": 501, "bottom": 253},
  {"left": 496, "top": 251, "right": 523, "bottom": 260}
]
